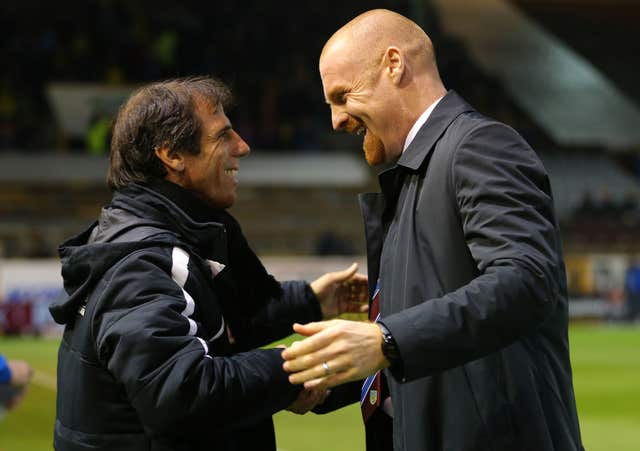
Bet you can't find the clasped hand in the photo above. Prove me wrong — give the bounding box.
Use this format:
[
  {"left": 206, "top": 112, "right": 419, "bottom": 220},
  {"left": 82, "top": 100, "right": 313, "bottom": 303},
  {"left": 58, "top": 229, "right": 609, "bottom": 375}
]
[
  {"left": 310, "top": 263, "right": 368, "bottom": 318},
  {"left": 282, "top": 319, "right": 389, "bottom": 390}
]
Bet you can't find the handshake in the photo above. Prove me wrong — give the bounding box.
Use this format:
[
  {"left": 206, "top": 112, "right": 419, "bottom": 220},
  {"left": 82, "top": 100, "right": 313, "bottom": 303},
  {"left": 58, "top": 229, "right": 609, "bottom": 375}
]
[{"left": 281, "top": 263, "right": 389, "bottom": 414}]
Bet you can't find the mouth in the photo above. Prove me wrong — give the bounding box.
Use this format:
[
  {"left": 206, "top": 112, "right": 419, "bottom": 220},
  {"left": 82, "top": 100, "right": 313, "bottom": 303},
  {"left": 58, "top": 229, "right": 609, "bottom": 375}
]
[
  {"left": 344, "top": 115, "right": 367, "bottom": 137},
  {"left": 224, "top": 168, "right": 238, "bottom": 177}
]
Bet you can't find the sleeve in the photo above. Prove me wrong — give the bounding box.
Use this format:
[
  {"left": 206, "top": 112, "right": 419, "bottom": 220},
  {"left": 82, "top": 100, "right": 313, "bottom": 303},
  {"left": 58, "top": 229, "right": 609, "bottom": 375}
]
[
  {"left": 0, "top": 355, "right": 10, "bottom": 384},
  {"left": 312, "top": 380, "right": 361, "bottom": 414},
  {"left": 94, "top": 251, "right": 301, "bottom": 438},
  {"left": 215, "top": 213, "right": 323, "bottom": 350},
  {"left": 382, "top": 122, "right": 563, "bottom": 382},
  {"left": 228, "top": 280, "right": 323, "bottom": 351}
]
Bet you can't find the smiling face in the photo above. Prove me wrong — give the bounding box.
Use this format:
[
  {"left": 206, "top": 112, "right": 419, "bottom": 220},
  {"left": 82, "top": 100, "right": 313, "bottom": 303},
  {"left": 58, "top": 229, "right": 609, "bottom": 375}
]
[
  {"left": 179, "top": 101, "right": 250, "bottom": 208},
  {"left": 320, "top": 40, "right": 403, "bottom": 166}
]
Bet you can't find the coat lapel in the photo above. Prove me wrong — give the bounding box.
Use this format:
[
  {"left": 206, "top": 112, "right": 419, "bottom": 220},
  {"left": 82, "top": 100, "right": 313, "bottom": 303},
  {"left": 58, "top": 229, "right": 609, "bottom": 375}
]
[
  {"left": 359, "top": 192, "right": 385, "bottom": 300},
  {"left": 359, "top": 91, "right": 475, "bottom": 300},
  {"left": 398, "top": 90, "right": 475, "bottom": 171}
]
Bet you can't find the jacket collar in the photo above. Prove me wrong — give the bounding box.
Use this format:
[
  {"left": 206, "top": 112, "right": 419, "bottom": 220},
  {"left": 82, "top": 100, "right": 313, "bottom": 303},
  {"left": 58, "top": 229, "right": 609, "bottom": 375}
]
[
  {"left": 101, "top": 181, "right": 229, "bottom": 261},
  {"left": 396, "top": 90, "right": 474, "bottom": 171},
  {"left": 145, "top": 179, "right": 220, "bottom": 224}
]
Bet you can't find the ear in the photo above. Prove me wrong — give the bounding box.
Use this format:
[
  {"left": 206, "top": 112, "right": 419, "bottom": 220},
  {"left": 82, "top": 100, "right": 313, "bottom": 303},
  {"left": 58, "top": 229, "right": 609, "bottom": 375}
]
[
  {"left": 383, "top": 46, "right": 405, "bottom": 86},
  {"left": 155, "top": 146, "right": 185, "bottom": 172}
]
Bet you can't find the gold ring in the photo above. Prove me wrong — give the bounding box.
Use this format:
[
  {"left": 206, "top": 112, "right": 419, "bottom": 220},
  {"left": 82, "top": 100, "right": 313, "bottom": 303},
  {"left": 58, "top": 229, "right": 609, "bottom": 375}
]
[{"left": 322, "top": 361, "right": 331, "bottom": 375}]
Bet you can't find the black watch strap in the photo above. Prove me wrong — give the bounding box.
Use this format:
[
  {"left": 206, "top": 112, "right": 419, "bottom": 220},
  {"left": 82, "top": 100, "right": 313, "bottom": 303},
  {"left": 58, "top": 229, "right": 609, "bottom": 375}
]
[{"left": 377, "top": 322, "right": 401, "bottom": 366}]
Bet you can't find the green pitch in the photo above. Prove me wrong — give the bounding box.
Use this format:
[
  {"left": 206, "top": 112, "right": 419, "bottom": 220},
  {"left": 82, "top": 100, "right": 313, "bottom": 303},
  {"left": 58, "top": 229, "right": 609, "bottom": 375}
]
[{"left": 0, "top": 325, "right": 638, "bottom": 451}]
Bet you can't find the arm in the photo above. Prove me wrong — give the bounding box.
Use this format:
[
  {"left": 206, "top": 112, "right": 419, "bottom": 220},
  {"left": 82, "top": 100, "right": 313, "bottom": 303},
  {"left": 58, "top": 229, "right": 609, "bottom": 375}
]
[
  {"left": 95, "top": 252, "right": 301, "bottom": 437},
  {"left": 383, "top": 122, "right": 561, "bottom": 380},
  {"left": 218, "top": 212, "right": 367, "bottom": 349},
  {"left": 311, "top": 380, "right": 361, "bottom": 414},
  {"left": 228, "top": 280, "right": 322, "bottom": 350},
  {"left": 229, "top": 264, "right": 366, "bottom": 350},
  {"left": 283, "top": 122, "right": 562, "bottom": 388}
]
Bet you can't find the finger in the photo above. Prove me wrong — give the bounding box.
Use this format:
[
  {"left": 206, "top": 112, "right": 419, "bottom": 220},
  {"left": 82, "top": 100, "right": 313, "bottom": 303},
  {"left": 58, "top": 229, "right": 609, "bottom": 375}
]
[
  {"left": 328, "top": 263, "right": 359, "bottom": 283},
  {"left": 288, "top": 359, "right": 335, "bottom": 384},
  {"left": 283, "top": 342, "right": 340, "bottom": 372},
  {"left": 301, "top": 376, "right": 328, "bottom": 390},
  {"left": 287, "top": 350, "right": 352, "bottom": 383},
  {"left": 303, "top": 372, "right": 351, "bottom": 391},
  {"left": 292, "top": 321, "right": 332, "bottom": 336},
  {"left": 283, "top": 324, "right": 340, "bottom": 361},
  {"left": 339, "top": 262, "right": 359, "bottom": 280}
]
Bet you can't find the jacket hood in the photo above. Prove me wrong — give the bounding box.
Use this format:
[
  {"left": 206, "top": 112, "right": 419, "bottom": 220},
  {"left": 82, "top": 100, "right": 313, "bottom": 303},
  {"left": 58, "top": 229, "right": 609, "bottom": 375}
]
[{"left": 50, "top": 183, "right": 227, "bottom": 325}]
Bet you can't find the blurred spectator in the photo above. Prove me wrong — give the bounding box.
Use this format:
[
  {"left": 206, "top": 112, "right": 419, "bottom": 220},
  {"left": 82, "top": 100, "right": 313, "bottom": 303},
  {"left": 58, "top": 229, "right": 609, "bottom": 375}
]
[
  {"left": 0, "top": 0, "right": 544, "bottom": 152},
  {"left": 593, "top": 188, "right": 619, "bottom": 218},
  {"left": 314, "top": 231, "right": 356, "bottom": 256},
  {"left": 624, "top": 258, "right": 640, "bottom": 321},
  {"left": 0, "top": 355, "right": 33, "bottom": 418},
  {"left": 620, "top": 191, "right": 640, "bottom": 225},
  {"left": 574, "top": 191, "right": 598, "bottom": 222},
  {"left": 86, "top": 111, "right": 112, "bottom": 155}
]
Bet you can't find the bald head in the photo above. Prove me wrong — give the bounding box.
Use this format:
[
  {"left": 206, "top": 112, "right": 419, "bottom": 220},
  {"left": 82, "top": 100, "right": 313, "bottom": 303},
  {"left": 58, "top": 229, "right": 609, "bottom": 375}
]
[
  {"left": 321, "top": 9, "right": 439, "bottom": 78},
  {"left": 319, "top": 10, "right": 447, "bottom": 166}
]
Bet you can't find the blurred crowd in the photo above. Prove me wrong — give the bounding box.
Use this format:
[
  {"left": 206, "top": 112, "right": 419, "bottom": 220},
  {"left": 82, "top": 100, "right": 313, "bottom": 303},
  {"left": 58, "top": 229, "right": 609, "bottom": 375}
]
[
  {"left": 572, "top": 189, "right": 640, "bottom": 225},
  {"left": 0, "top": 0, "right": 546, "bottom": 153}
]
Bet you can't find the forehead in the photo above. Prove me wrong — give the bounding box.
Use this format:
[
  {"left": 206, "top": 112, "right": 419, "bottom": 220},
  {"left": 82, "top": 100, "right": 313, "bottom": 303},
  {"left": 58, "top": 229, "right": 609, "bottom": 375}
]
[{"left": 320, "top": 49, "right": 359, "bottom": 94}]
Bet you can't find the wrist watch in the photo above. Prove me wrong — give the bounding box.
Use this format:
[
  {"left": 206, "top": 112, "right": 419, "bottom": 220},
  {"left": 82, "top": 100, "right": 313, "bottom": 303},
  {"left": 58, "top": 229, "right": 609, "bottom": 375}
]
[{"left": 377, "top": 322, "right": 401, "bottom": 366}]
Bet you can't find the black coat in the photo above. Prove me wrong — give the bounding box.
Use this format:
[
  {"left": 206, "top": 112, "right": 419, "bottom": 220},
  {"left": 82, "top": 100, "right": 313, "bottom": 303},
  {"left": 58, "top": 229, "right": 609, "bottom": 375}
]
[
  {"left": 360, "top": 91, "right": 584, "bottom": 451},
  {"left": 50, "top": 181, "right": 322, "bottom": 451}
]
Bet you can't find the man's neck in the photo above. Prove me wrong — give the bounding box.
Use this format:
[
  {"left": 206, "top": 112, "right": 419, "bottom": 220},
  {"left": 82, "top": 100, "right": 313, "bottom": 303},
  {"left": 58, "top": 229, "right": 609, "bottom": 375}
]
[{"left": 402, "top": 93, "right": 446, "bottom": 152}]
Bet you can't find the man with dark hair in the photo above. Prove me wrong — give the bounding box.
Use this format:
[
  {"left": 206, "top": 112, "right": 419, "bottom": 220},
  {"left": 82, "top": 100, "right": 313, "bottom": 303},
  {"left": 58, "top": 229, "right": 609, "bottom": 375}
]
[
  {"left": 50, "top": 76, "right": 365, "bottom": 451},
  {"left": 283, "top": 9, "right": 584, "bottom": 451}
]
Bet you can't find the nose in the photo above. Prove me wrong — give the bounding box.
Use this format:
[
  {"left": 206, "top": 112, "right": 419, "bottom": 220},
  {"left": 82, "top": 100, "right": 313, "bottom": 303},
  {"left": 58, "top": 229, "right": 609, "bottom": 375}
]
[
  {"left": 232, "top": 131, "right": 250, "bottom": 157},
  {"left": 331, "top": 107, "right": 349, "bottom": 131}
]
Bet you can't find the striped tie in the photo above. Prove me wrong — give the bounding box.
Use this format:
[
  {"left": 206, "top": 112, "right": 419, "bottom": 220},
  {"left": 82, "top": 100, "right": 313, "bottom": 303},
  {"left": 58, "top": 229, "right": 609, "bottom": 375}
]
[{"left": 361, "top": 280, "right": 382, "bottom": 423}]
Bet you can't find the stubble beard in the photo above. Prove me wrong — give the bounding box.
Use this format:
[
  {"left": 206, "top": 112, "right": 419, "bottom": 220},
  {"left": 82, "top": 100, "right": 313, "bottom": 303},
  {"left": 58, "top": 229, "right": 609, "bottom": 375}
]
[
  {"left": 344, "top": 115, "right": 386, "bottom": 166},
  {"left": 363, "top": 130, "right": 385, "bottom": 166}
]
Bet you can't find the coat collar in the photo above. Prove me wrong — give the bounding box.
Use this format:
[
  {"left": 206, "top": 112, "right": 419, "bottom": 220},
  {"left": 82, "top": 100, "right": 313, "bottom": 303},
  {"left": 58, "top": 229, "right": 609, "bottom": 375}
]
[{"left": 396, "top": 90, "right": 475, "bottom": 171}]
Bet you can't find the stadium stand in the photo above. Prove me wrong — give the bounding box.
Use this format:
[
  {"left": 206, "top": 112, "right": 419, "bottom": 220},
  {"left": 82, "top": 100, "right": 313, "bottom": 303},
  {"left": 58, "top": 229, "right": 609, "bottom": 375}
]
[{"left": 0, "top": 0, "right": 639, "bottom": 323}]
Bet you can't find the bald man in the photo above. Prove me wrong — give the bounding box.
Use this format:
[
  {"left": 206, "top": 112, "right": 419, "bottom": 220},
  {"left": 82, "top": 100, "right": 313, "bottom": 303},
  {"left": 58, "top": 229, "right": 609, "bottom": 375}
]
[{"left": 283, "top": 9, "right": 584, "bottom": 451}]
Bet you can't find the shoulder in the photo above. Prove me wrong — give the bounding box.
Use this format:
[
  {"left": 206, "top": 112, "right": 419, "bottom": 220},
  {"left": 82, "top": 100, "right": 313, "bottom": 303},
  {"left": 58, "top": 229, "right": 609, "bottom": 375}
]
[
  {"left": 95, "top": 245, "right": 197, "bottom": 311},
  {"left": 445, "top": 111, "right": 521, "bottom": 147}
]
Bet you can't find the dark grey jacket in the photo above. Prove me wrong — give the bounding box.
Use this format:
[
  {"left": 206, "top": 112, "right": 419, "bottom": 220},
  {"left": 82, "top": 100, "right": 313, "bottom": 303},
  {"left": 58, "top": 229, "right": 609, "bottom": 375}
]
[
  {"left": 362, "top": 91, "right": 584, "bottom": 451},
  {"left": 50, "top": 182, "right": 322, "bottom": 451}
]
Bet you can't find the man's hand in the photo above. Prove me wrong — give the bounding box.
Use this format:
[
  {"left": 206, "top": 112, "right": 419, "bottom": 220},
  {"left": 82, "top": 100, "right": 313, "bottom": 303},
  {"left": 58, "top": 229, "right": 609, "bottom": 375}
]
[
  {"left": 8, "top": 360, "right": 33, "bottom": 388},
  {"left": 286, "top": 388, "right": 330, "bottom": 414},
  {"left": 282, "top": 319, "right": 389, "bottom": 390},
  {"left": 311, "top": 263, "right": 368, "bottom": 318}
]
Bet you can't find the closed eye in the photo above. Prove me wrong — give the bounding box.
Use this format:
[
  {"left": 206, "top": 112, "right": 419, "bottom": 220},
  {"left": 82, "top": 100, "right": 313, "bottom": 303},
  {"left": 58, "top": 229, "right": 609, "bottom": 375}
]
[
  {"left": 210, "top": 125, "right": 232, "bottom": 142},
  {"left": 327, "top": 88, "right": 348, "bottom": 105}
]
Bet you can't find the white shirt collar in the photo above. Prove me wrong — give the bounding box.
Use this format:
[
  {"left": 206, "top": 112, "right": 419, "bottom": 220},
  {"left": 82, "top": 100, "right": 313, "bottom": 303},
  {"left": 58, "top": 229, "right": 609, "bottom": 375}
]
[{"left": 402, "top": 96, "right": 444, "bottom": 153}]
